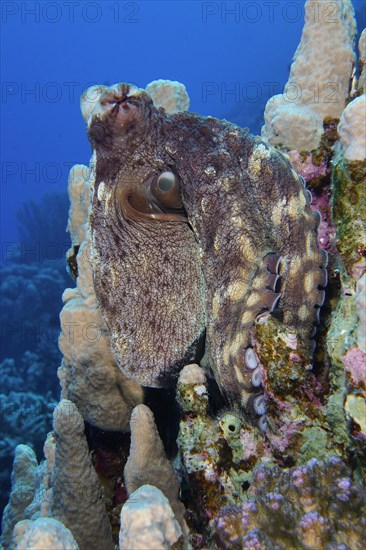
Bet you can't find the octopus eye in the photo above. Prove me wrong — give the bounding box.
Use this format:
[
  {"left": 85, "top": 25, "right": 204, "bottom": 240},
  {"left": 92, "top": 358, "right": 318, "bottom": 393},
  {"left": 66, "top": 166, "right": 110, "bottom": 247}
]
[
  {"left": 150, "top": 171, "right": 184, "bottom": 211},
  {"left": 157, "top": 171, "right": 176, "bottom": 191},
  {"left": 117, "top": 170, "right": 188, "bottom": 223}
]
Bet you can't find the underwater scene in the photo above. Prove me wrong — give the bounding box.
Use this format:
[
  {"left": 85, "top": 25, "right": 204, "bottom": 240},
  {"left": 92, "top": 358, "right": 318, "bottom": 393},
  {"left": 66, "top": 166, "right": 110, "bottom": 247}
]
[{"left": 1, "top": 0, "right": 366, "bottom": 548}]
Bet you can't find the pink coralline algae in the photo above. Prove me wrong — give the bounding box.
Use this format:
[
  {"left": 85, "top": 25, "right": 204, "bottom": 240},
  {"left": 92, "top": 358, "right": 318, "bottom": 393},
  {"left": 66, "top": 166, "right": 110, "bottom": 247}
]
[
  {"left": 288, "top": 150, "right": 327, "bottom": 183},
  {"left": 287, "top": 150, "right": 337, "bottom": 254},
  {"left": 310, "top": 188, "right": 338, "bottom": 253},
  {"left": 342, "top": 347, "right": 366, "bottom": 387}
]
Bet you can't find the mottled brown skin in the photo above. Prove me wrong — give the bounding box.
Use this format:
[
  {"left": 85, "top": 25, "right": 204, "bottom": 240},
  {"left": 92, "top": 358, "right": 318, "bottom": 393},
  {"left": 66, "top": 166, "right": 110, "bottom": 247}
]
[{"left": 86, "top": 83, "right": 327, "bottom": 409}]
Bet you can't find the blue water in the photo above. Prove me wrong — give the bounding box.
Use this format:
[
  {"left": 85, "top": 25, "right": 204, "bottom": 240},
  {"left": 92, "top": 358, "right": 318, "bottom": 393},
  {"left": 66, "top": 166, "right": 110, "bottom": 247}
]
[
  {"left": 0, "top": 0, "right": 304, "bottom": 247},
  {"left": 2, "top": 0, "right": 365, "bottom": 247}
]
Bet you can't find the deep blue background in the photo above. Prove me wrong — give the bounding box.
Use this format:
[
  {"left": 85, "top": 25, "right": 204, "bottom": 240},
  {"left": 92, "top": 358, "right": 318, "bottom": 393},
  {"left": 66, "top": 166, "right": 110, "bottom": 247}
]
[{"left": 1, "top": 0, "right": 365, "bottom": 250}]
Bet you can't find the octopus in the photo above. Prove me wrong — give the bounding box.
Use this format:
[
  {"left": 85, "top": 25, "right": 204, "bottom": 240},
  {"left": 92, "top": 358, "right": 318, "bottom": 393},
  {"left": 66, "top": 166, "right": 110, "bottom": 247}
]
[{"left": 81, "top": 82, "right": 327, "bottom": 424}]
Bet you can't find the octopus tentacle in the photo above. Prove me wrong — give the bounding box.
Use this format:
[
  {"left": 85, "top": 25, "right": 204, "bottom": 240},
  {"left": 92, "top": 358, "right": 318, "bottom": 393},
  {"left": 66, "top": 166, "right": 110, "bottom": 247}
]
[{"left": 176, "top": 136, "right": 327, "bottom": 409}]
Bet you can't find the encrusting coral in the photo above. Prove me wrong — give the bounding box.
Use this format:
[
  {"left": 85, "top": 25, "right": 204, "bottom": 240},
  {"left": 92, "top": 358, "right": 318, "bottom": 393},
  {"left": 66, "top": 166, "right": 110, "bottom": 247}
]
[{"left": 213, "top": 457, "right": 366, "bottom": 549}]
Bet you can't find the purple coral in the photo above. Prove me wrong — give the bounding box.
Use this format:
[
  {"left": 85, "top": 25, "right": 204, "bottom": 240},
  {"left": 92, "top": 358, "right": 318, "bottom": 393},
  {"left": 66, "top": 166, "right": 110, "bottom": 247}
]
[{"left": 213, "top": 457, "right": 366, "bottom": 548}]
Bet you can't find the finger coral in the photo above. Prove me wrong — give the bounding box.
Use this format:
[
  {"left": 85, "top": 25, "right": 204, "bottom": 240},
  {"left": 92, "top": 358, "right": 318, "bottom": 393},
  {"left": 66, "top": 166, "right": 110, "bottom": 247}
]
[{"left": 262, "top": 0, "right": 357, "bottom": 151}]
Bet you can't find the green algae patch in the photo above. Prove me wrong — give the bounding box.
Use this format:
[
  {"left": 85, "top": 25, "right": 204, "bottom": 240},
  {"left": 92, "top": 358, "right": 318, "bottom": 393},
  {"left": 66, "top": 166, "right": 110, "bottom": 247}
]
[
  {"left": 300, "top": 427, "right": 329, "bottom": 462},
  {"left": 332, "top": 157, "right": 366, "bottom": 275},
  {"left": 326, "top": 391, "right": 349, "bottom": 448},
  {"left": 345, "top": 395, "right": 366, "bottom": 434},
  {"left": 255, "top": 315, "right": 311, "bottom": 398}
]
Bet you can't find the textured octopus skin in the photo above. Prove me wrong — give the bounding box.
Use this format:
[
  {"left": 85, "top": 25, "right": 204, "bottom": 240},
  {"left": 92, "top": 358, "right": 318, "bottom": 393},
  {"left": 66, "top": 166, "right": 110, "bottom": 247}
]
[{"left": 85, "top": 83, "right": 327, "bottom": 411}]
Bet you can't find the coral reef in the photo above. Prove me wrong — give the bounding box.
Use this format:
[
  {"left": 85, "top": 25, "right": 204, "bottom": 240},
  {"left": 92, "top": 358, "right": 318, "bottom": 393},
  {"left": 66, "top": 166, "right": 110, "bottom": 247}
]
[
  {"left": 175, "top": 323, "right": 366, "bottom": 547},
  {"left": 0, "top": 262, "right": 67, "bottom": 366},
  {"left": 119, "top": 485, "right": 182, "bottom": 550},
  {"left": 356, "top": 273, "right": 366, "bottom": 351},
  {"left": 3, "top": 7, "right": 366, "bottom": 549},
  {"left": 358, "top": 29, "right": 366, "bottom": 93},
  {"left": 338, "top": 94, "right": 366, "bottom": 160},
  {"left": 332, "top": 94, "right": 365, "bottom": 274},
  {"left": 262, "top": 0, "right": 357, "bottom": 151},
  {"left": 0, "top": 260, "right": 65, "bottom": 519},
  {"left": 0, "top": 391, "right": 56, "bottom": 500}
]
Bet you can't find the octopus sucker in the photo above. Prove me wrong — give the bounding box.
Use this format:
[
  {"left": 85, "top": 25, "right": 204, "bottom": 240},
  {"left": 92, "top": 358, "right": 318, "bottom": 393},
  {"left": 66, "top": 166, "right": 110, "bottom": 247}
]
[{"left": 85, "top": 82, "right": 327, "bottom": 411}]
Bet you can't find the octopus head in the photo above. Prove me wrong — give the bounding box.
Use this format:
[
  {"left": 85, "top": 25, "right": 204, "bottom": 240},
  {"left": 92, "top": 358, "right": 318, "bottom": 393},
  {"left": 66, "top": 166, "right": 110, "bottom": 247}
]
[{"left": 81, "top": 82, "right": 154, "bottom": 159}]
